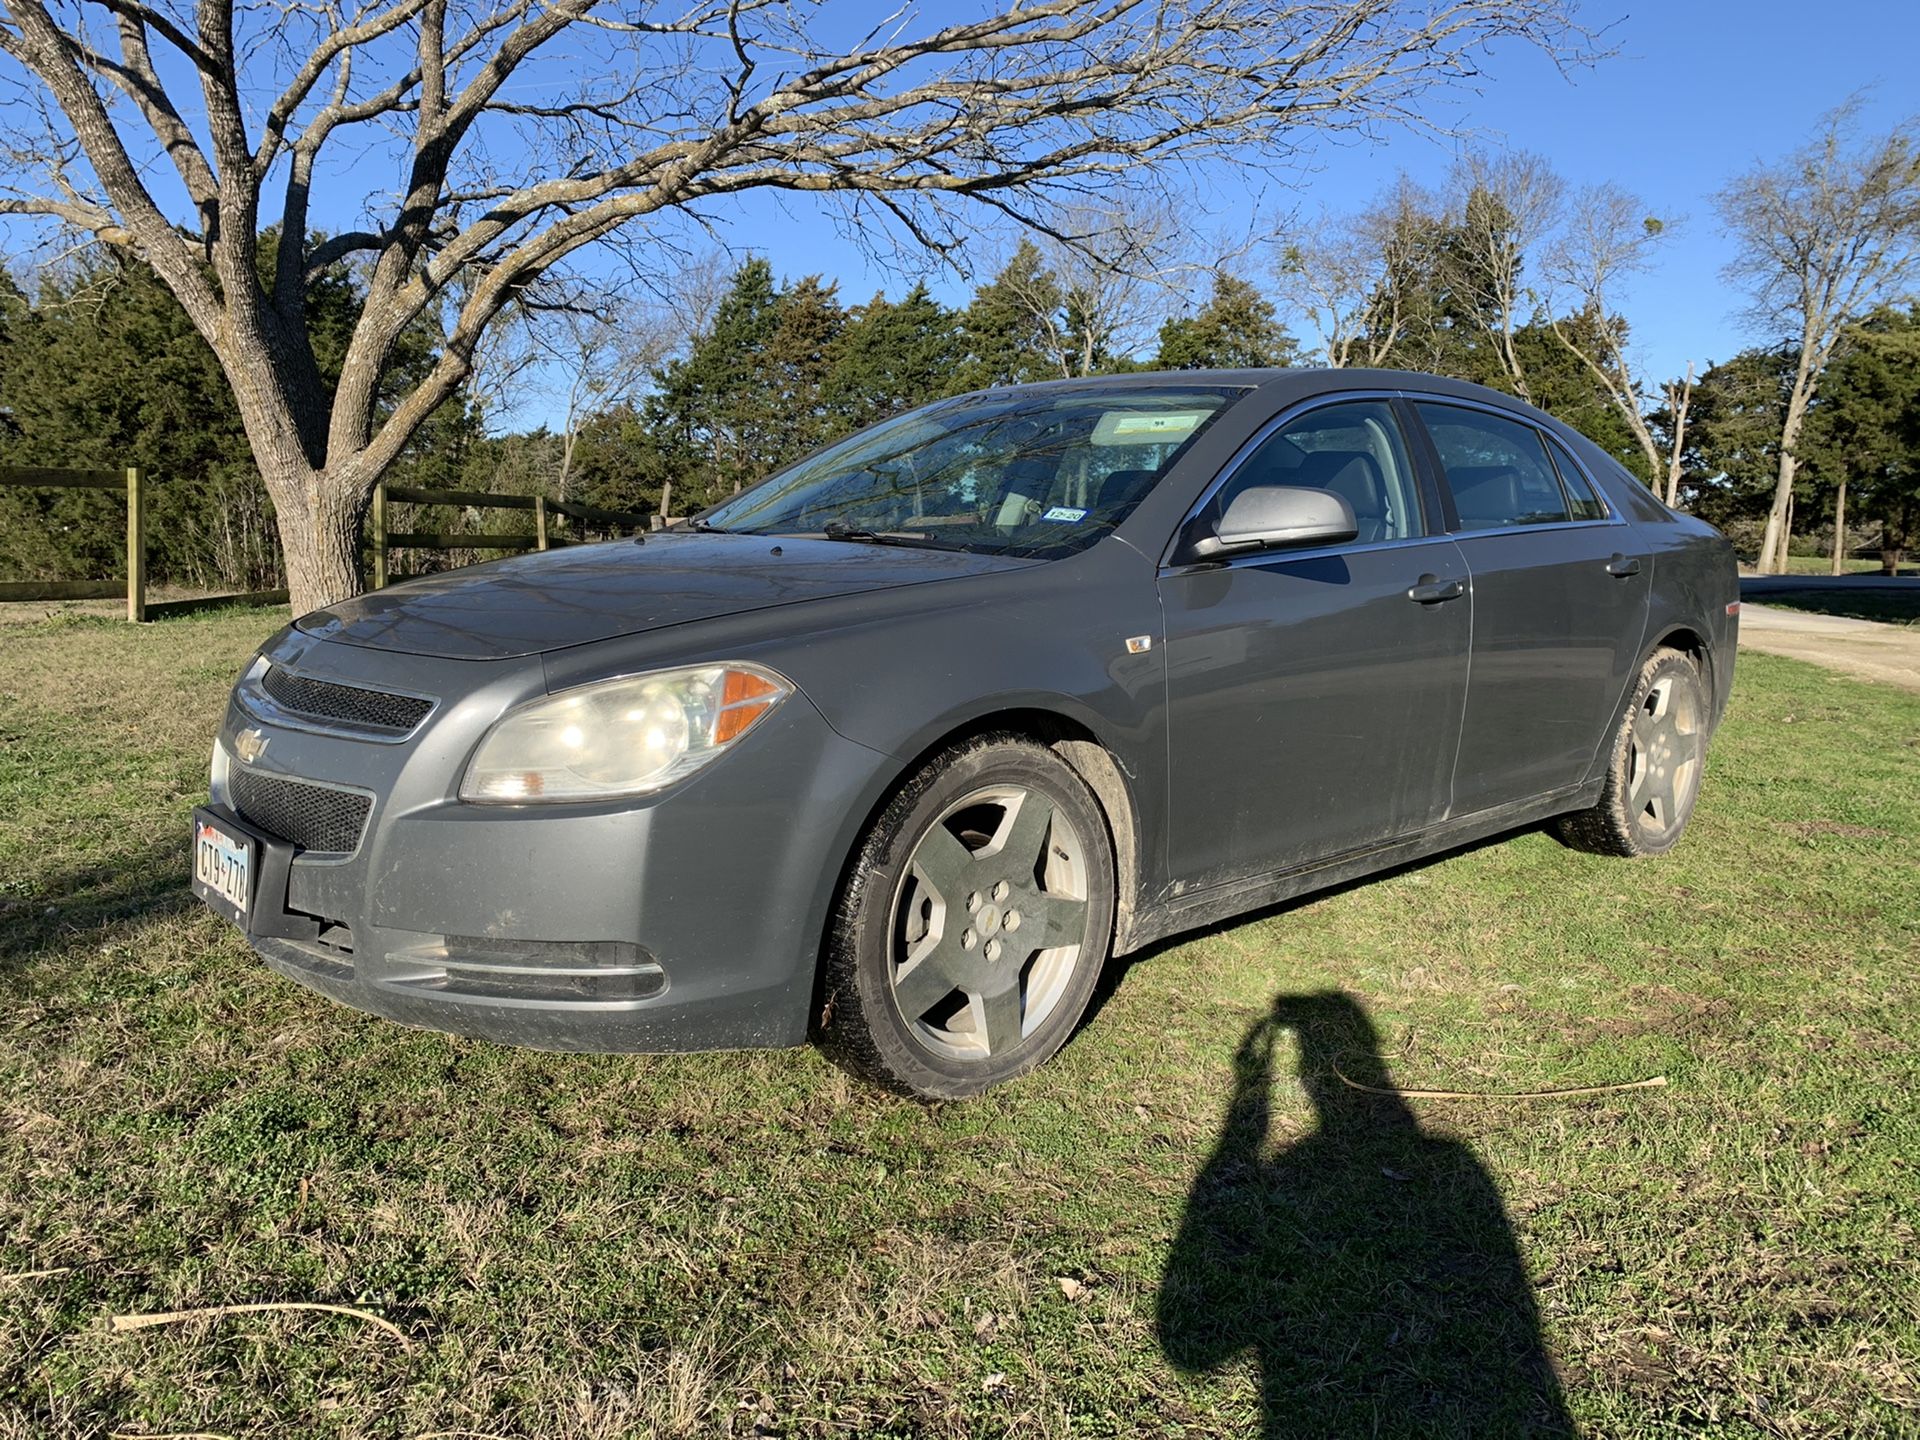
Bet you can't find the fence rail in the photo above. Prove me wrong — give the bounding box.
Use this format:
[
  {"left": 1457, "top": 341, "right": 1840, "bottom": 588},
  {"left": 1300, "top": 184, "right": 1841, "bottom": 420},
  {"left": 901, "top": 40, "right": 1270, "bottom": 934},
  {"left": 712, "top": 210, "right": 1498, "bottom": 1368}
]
[
  {"left": 369, "top": 481, "right": 654, "bottom": 588},
  {"left": 0, "top": 465, "right": 149, "bottom": 620}
]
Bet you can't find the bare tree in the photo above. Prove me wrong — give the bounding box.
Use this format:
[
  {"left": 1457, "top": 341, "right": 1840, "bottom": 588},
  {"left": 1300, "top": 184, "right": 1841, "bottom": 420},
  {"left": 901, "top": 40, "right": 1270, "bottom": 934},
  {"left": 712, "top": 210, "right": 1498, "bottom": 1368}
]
[
  {"left": 1443, "top": 149, "right": 1564, "bottom": 401},
  {"left": 1537, "top": 181, "right": 1680, "bottom": 485},
  {"left": 537, "top": 311, "right": 673, "bottom": 499},
  {"left": 1274, "top": 177, "right": 1437, "bottom": 367},
  {"left": 1716, "top": 102, "right": 1920, "bottom": 574},
  {"left": 0, "top": 0, "right": 1589, "bottom": 608}
]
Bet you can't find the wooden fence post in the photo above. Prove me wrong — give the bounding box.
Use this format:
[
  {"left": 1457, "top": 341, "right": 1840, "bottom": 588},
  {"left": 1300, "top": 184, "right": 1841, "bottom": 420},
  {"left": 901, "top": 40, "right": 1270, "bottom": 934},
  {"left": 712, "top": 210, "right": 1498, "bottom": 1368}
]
[
  {"left": 371, "top": 481, "right": 388, "bottom": 589},
  {"left": 125, "top": 466, "right": 146, "bottom": 623},
  {"left": 534, "top": 494, "right": 548, "bottom": 551}
]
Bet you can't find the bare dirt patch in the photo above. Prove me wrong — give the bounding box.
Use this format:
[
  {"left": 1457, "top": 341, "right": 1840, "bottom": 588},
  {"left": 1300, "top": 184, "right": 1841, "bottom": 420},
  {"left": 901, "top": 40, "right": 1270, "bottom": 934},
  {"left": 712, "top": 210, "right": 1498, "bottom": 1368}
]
[{"left": 1738, "top": 604, "right": 1920, "bottom": 694}]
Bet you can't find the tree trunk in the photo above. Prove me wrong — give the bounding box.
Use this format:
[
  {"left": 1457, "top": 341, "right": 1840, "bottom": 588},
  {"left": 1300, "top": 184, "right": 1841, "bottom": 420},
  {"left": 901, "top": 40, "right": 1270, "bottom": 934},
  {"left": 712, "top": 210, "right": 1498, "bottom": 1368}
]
[
  {"left": 1829, "top": 477, "right": 1848, "bottom": 575},
  {"left": 1756, "top": 448, "right": 1798, "bottom": 573},
  {"left": 1757, "top": 355, "right": 1819, "bottom": 574},
  {"left": 1664, "top": 363, "right": 1693, "bottom": 508},
  {"left": 263, "top": 460, "right": 369, "bottom": 614}
]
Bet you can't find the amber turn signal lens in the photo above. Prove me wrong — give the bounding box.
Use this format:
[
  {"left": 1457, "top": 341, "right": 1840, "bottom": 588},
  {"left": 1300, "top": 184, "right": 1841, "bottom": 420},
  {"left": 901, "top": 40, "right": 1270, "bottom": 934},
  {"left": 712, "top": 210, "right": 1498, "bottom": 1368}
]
[{"left": 714, "top": 668, "right": 784, "bottom": 744}]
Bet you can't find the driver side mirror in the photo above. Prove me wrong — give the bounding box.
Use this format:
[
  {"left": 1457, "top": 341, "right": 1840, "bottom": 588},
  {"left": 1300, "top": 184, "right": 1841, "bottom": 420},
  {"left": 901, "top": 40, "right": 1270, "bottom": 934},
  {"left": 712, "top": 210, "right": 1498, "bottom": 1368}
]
[{"left": 1184, "top": 485, "right": 1358, "bottom": 562}]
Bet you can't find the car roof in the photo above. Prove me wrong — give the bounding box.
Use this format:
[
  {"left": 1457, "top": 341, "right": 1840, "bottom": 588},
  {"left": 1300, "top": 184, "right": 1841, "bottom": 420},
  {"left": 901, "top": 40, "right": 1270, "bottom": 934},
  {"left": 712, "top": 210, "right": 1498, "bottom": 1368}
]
[
  {"left": 977, "top": 367, "right": 1545, "bottom": 412},
  {"left": 987, "top": 367, "right": 1619, "bottom": 455}
]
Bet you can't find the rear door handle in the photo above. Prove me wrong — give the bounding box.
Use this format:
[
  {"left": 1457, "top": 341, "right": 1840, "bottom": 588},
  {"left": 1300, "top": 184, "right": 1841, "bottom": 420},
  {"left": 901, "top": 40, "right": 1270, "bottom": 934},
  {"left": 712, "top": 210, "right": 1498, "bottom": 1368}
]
[
  {"left": 1605, "top": 553, "right": 1642, "bottom": 578},
  {"left": 1407, "top": 574, "right": 1466, "bottom": 604}
]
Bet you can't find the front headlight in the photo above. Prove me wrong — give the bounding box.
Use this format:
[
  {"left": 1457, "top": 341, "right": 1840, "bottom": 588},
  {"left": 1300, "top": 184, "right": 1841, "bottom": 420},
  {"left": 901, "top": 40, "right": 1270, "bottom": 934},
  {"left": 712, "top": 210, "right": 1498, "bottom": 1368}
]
[{"left": 461, "top": 663, "right": 791, "bottom": 803}]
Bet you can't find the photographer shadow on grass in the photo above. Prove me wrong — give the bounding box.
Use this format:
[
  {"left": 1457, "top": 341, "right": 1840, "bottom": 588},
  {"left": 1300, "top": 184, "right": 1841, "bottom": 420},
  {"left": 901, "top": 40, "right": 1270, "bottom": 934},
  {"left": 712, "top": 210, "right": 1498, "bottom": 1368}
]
[{"left": 1157, "top": 991, "right": 1575, "bottom": 1438}]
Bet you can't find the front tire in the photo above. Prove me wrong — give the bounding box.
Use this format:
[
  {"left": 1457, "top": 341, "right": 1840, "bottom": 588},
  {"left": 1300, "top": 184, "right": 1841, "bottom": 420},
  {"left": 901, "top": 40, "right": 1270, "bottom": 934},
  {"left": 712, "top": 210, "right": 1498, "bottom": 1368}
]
[
  {"left": 817, "top": 734, "right": 1116, "bottom": 1098},
  {"left": 1556, "top": 647, "right": 1708, "bottom": 858}
]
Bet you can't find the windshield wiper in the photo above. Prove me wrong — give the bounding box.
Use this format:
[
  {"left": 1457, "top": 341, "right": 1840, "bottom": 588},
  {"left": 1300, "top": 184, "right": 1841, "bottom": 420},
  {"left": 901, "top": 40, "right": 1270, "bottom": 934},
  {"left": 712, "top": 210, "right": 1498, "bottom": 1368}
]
[
  {"left": 689, "top": 516, "right": 733, "bottom": 533},
  {"left": 819, "top": 519, "right": 929, "bottom": 547}
]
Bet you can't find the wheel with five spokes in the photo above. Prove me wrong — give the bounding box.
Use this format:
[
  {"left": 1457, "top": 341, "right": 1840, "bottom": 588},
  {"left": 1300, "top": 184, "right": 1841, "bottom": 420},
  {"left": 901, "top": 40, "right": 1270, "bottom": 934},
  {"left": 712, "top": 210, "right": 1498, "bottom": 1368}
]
[
  {"left": 1556, "top": 646, "right": 1708, "bottom": 858},
  {"left": 817, "top": 734, "right": 1116, "bottom": 1098}
]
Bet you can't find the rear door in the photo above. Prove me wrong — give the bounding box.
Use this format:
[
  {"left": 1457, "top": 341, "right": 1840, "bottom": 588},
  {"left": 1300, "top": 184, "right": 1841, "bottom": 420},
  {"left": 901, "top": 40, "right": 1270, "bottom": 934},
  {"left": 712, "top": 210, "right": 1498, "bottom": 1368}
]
[
  {"left": 1157, "top": 397, "right": 1472, "bottom": 892},
  {"left": 1410, "top": 400, "right": 1651, "bottom": 816}
]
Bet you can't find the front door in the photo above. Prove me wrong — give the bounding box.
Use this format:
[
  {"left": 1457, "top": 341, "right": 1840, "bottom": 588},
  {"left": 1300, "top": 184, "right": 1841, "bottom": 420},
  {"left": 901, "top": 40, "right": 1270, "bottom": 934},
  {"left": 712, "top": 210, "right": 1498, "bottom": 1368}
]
[{"left": 1158, "top": 399, "right": 1472, "bottom": 893}]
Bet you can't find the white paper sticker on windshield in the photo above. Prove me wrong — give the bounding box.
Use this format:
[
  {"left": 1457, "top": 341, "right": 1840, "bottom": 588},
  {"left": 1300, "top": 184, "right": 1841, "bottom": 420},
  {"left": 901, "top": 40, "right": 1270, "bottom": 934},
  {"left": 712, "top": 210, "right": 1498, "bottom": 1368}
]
[
  {"left": 1092, "top": 410, "right": 1210, "bottom": 446},
  {"left": 1043, "top": 506, "right": 1088, "bottom": 522}
]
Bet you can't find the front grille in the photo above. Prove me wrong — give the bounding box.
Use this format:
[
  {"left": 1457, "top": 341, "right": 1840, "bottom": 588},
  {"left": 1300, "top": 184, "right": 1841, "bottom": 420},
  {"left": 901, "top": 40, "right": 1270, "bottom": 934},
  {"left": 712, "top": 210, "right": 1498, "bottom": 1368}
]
[
  {"left": 260, "top": 665, "right": 432, "bottom": 734},
  {"left": 230, "top": 767, "right": 371, "bottom": 854}
]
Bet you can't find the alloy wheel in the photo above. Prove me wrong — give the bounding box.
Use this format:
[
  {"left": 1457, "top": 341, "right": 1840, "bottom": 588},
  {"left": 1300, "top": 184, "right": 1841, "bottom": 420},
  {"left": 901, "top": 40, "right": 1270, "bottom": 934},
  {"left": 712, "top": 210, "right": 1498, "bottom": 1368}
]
[
  {"left": 887, "top": 784, "right": 1090, "bottom": 1060},
  {"left": 1628, "top": 671, "right": 1702, "bottom": 837}
]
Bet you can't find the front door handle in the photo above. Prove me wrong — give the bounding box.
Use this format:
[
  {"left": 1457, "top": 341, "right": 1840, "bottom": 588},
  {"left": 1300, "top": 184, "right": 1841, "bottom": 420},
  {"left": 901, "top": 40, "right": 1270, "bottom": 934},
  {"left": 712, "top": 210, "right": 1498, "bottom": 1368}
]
[
  {"left": 1605, "top": 553, "right": 1642, "bottom": 578},
  {"left": 1407, "top": 574, "right": 1466, "bottom": 604}
]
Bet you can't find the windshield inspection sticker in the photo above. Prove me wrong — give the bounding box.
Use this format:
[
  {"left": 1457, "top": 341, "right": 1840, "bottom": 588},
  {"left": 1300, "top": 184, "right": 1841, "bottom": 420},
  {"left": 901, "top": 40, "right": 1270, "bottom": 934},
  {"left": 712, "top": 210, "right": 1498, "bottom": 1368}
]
[{"left": 1042, "top": 506, "right": 1088, "bottom": 522}]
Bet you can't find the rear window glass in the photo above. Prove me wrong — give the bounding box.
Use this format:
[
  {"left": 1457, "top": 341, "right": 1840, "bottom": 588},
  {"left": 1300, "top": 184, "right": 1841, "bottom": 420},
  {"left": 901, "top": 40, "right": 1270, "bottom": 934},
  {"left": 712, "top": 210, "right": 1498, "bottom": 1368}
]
[{"left": 1416, "top": 403, "right": 1571, "bottom": 529}]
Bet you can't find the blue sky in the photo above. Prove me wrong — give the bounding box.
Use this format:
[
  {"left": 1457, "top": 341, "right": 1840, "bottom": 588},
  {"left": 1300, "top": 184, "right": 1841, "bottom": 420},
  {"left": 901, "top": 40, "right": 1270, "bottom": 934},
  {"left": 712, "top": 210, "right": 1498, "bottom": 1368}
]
[
  {"left": 66, "top": 1, "right": 1900, "bottom": 429},
  {"left": 657, "top": 2, "right": 1916, "bottom": 408}
]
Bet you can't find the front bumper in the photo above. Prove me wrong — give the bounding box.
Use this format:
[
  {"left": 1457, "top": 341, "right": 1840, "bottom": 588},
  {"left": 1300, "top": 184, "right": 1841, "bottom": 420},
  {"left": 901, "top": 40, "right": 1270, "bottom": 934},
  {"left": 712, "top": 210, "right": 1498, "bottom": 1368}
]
[{"left": 208, "top": 627, "right": 895, "bottom": 1052}]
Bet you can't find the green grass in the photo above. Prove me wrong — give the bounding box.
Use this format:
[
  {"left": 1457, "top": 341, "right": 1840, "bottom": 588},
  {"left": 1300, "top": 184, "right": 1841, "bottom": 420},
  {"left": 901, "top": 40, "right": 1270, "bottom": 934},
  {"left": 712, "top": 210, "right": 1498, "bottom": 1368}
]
[
  {"left": 1757, "top": 555, "right": 1908, "bottom": 577},
  {"left": 1746, "top": 586, "right": 1920, "bottom": 627},
  {"left": 3, "top": 610, "right": 1918, "bottom": 1438}
]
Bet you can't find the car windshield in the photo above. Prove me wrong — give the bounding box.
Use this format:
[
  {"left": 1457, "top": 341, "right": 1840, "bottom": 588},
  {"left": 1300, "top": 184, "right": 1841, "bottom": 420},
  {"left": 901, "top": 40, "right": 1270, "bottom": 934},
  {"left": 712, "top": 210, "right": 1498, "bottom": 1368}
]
[{"left": 700, "top": 385, "right": 1246, "bottom": 557}]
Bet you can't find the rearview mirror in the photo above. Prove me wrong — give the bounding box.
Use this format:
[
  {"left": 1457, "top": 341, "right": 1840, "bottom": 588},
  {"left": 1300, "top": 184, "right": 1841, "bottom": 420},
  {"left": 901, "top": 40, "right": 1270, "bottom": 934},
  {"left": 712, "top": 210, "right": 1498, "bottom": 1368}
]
[{"left": 1186, "top": 485, "right": 1358, "bottom": 561}]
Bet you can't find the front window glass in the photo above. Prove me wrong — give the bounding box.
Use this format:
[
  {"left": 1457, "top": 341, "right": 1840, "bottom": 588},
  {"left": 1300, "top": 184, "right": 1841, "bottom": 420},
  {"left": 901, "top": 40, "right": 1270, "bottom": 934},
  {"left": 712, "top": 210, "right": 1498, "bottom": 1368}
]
[
  {"left": 1416, "top": 402, "right": 1573, "bottom": 529},
  {"left": 1211, "top": 401, "right": 1425, "bottom": 543},
  {"left": 702, "top": 386, "right": 1244, "bottom": 557}
]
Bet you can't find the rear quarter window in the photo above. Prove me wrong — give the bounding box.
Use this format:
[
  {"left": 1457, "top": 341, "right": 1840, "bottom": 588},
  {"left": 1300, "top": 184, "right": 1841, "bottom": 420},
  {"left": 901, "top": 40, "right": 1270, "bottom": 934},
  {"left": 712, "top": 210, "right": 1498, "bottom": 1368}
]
[{"left": 1541, "top": 433, "right": 1610, "bottom": 521}]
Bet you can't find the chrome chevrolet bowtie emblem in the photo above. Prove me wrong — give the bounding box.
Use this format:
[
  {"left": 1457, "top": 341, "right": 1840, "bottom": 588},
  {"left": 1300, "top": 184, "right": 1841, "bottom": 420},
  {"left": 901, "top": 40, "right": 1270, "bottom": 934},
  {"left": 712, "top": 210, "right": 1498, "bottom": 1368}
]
[{"left": 234, "top": 727, "right": 269, "bottom": 764}]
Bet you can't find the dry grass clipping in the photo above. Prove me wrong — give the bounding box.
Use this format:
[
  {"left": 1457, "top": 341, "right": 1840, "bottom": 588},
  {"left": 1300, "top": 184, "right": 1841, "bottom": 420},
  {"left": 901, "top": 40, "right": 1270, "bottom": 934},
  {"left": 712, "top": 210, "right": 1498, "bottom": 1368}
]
[{"left": 108, "top": 1301, "right": 413, "bottom": 1351}]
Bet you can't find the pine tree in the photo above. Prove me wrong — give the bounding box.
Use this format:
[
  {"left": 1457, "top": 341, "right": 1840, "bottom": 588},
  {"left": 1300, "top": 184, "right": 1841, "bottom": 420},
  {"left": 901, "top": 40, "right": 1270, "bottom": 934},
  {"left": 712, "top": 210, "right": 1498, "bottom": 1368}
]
[
  {"left": 825, "top": 283, "right": 963, "bottom": 430},
  {"left": 1802, "top": 306, "right": 1920, "bottom": 572},
  {"left": 954, "top": 241, "right": 1063, "bottom": 390},
  {"left": 1155, "top": 271, "right": 1297, "bottom": 370}
]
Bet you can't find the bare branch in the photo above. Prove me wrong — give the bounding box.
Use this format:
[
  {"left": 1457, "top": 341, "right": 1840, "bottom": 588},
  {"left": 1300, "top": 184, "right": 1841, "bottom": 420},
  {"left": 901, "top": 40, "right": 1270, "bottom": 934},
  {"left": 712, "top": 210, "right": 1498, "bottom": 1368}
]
[
  {"left": 1538, "top": 180, "right": 1677, "bottom": 480},
  {"left": 0, "top": 0, "right": 1596, "bottom": 609}
]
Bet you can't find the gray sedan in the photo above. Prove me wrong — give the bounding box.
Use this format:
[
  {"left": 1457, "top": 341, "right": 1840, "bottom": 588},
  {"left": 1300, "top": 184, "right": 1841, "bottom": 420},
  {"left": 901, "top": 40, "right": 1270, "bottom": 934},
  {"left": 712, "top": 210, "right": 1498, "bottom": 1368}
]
[{"left": 192, "top": 370, "right": 1738, "bottom": 1097}]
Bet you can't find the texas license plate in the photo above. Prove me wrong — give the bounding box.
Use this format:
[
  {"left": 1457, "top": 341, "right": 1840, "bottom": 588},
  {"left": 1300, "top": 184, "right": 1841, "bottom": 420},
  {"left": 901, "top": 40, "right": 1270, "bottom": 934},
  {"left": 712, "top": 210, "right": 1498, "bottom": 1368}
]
[{"left": 191, "top": 809, "right": 255, "bottom": 927}]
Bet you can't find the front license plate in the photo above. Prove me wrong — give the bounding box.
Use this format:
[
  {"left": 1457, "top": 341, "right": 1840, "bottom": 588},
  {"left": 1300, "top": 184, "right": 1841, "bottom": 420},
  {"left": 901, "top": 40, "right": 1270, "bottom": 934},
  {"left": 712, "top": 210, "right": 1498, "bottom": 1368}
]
[{"left": 191, "top": 809, "right": 255, "bottom": 927}]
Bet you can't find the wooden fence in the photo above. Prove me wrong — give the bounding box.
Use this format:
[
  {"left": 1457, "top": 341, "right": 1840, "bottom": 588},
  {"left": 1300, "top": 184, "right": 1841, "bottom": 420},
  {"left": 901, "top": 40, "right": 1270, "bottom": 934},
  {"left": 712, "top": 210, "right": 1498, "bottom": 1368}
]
[
  {"left": 368, "top": 482, "right": 655, "bottom": 587},
  {"left": 0, "top": 465, "right": 289, "bottom": 622},
  {"left": 1, "top": 467, "right": 656, "bottom": 620}
]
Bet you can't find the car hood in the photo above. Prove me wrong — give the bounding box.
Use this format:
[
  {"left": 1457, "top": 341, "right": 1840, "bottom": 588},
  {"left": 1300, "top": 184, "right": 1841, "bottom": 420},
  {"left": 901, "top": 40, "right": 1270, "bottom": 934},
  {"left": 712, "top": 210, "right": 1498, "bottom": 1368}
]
[{"left": 295, "top": 532, "right": 1037, "bottom": 660}]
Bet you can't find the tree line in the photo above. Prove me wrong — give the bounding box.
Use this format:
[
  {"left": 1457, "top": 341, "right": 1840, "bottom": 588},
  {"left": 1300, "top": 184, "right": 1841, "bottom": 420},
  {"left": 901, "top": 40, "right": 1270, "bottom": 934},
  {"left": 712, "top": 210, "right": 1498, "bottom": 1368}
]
[
  {"left": 3, "top": 108, "right": 1916, "bottom": 591},
  {"left": 0, "top": 241, "right": 1294, "bottom": 586}
]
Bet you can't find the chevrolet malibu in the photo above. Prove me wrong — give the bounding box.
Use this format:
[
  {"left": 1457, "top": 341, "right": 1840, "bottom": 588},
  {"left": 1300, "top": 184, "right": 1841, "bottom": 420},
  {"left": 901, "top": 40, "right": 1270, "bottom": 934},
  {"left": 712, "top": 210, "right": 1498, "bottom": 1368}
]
[{"left": 193, "top": 370, "right": 1738, "bottom": 1097}]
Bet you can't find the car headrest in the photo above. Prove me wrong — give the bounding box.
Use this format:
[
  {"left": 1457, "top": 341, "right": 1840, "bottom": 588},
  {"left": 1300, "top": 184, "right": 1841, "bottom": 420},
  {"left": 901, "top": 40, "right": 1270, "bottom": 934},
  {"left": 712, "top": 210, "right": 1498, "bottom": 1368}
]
[
  {"left": 1450, "top": 465, "right": 1522, "bottom": 527},
  {"left": 1092, "top": 468, "right": 1159, "bottom": 513},
  {"left": 1298, "top": 450, "right": 1387, "bottom": 521}
]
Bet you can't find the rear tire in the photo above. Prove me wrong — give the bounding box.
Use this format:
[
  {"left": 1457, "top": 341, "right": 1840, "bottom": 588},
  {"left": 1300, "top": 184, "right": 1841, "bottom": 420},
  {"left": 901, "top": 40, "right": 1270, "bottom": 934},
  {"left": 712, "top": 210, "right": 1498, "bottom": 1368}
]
[
  {"left": 1556, "top": 647, "right": 1707, "bottom": 858},
  {"left": 816, "top": 734, "right": 1116, "bottom": 1099}
]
